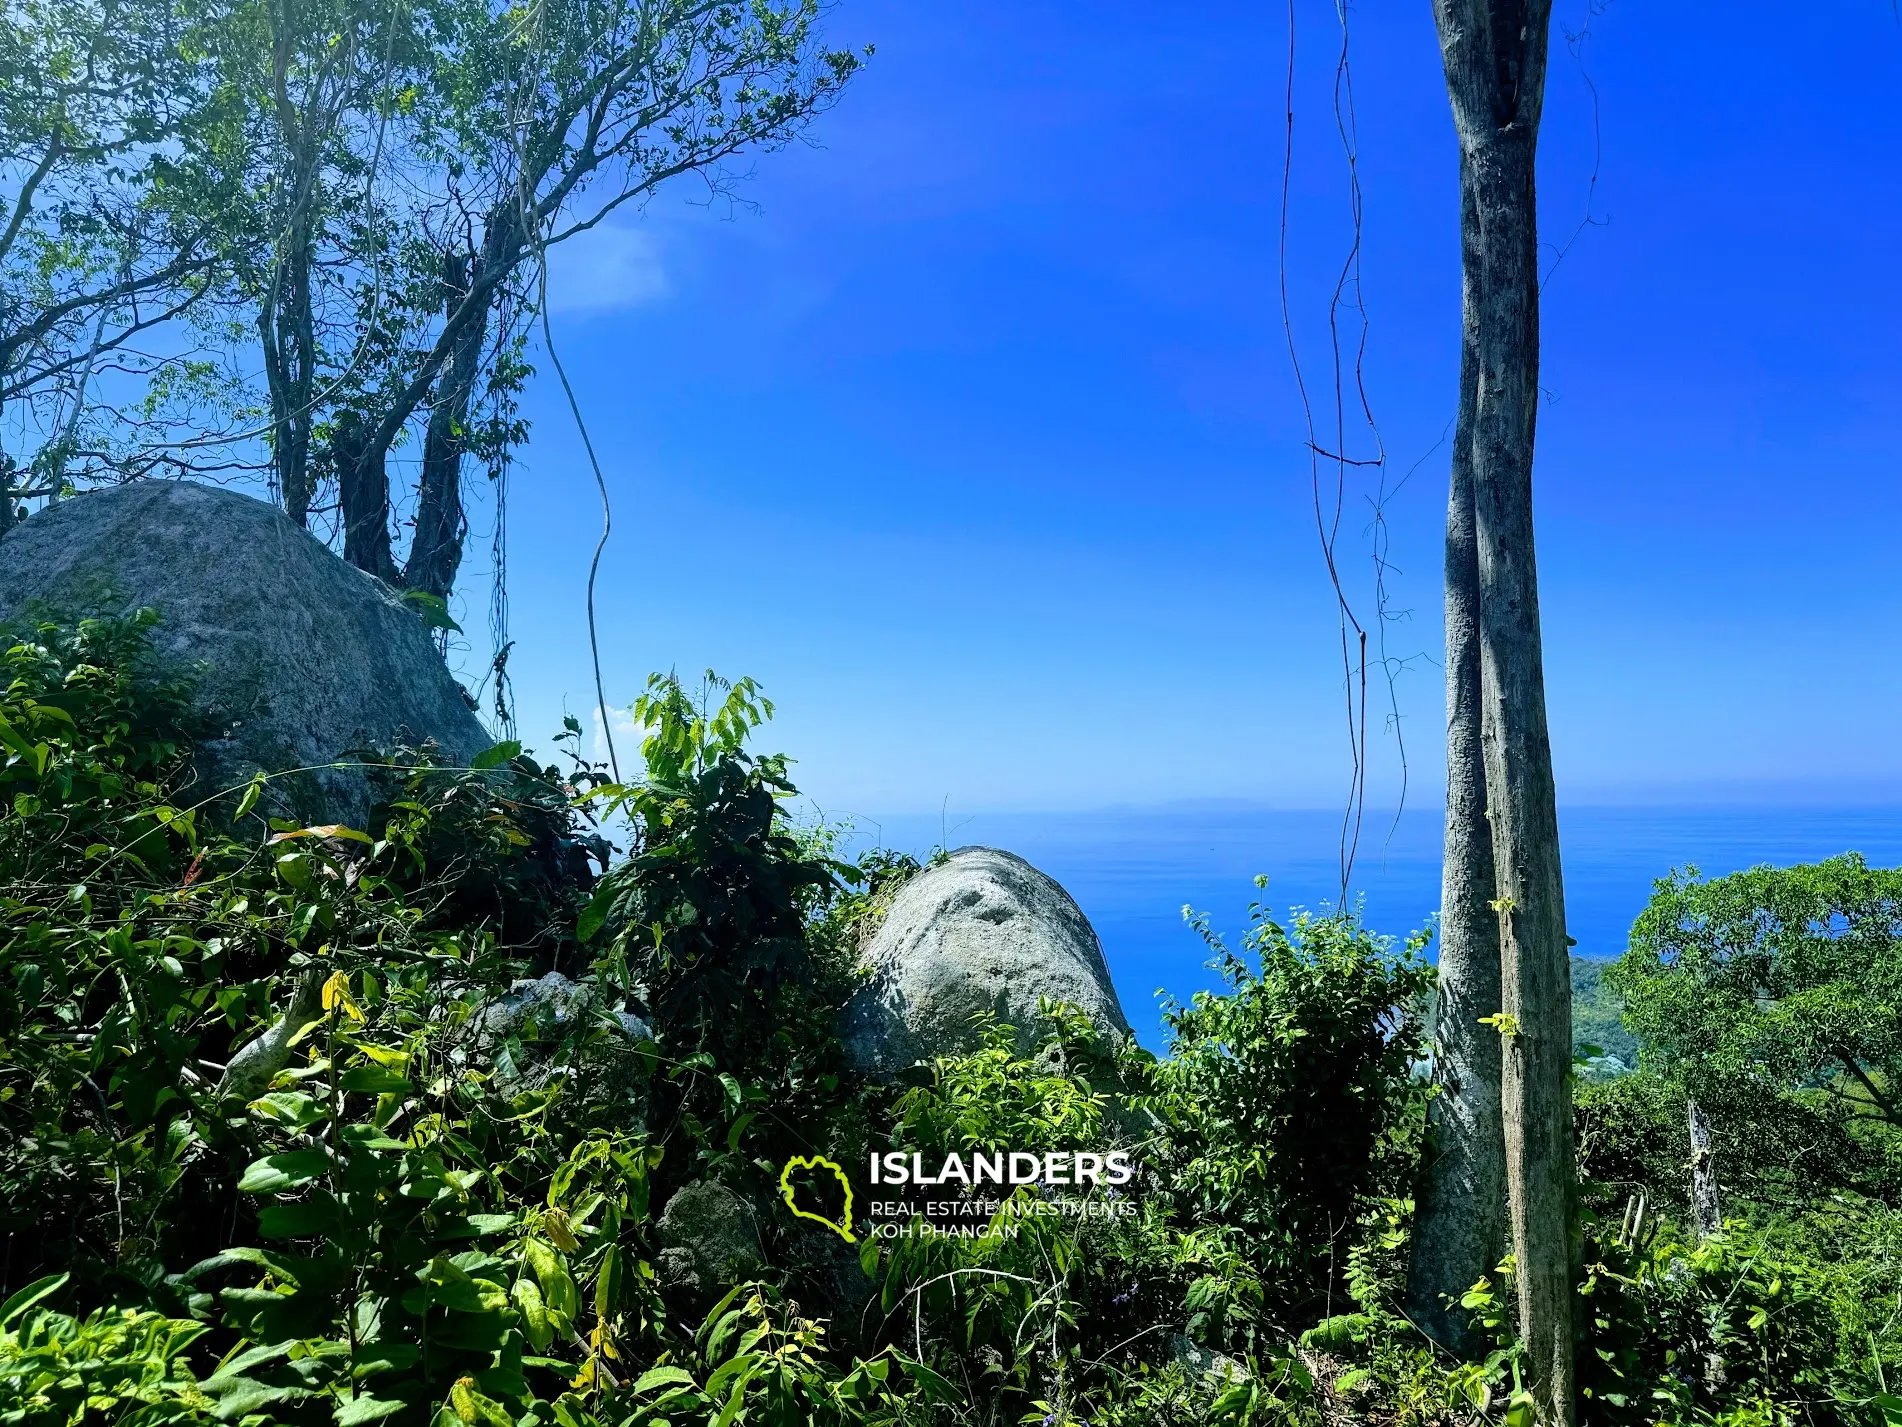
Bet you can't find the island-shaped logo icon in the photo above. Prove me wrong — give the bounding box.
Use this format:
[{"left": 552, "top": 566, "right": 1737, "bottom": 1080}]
[{"left": 779, "top": 1154, "right": 856, "bottom": 1242}]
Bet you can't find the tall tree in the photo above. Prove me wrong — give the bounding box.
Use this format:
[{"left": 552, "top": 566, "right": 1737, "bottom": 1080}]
[
  {"left": 1406, "top": 168, "right": 1507, "bottom": 1351},
  {"left": 232, "top": 0, "right": 412, "bottom": 529},
  {"left": 326, "top": 0, "right": 862, "bottom": 596},
  {"left": 0, "top": 0, "right": 229, "bottom": 527},
  {"left": 1426, "top": 1, "right": 1574, "bottom": 1420}
]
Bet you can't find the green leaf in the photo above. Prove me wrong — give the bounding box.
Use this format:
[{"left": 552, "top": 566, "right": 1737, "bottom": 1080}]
[
  {"left": 235, "top": 774, "right": 266, "bottom": 820},
  {"left": 711, "top": 1360, "right": 760, "bottom": 1427},
  {"left": 725, "top": 1111, "right": 756, "bottom": 1153},
  {"left": 398, "top": 589, "right": 461, "bottom": 632},
  {"left": 594, "top": 1242, "right": 621, "bottom": 1319},
  {"left": 633, "top": 1366, "right": 697, "bottom": 1393},
  {"left": 238, "top": 1149, "right": 331, "bottom": 1193},
  {"left": 577, "top": 887, "right": 613, "bottom": 944},
  {"left": 335, "top": 1395, "right": 408, "bottom": 1425},
  {"left": 514, "top": 1278, "right": 553, "bottom": 1351},
  {"left": 471, "top": 739, "right": 521, "bottom": 770},
  {"left": 0, "top": 711, "right": 39, "bottom": 763},
  {"left": 898, "top": 1359, "right": 958, "bottom": 1403},
  {"left": 248, "top": 1091, "right": 325, "bottom": 1130},
  {"left": 339, "top": 1064, "right": 413, "bottom": 1095},
  {"left": 0, "top": 1272, "right": 67, "bottom": 1327},
  {"left": 203, "top": 1375, "right": 308, "bottom": 1417}
]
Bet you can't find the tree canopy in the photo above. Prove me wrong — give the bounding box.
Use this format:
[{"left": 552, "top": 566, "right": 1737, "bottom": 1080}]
[
  {"left": 1612, "top": 854, "right": 1902, "bottom": 1136},
  {"left": 0, "top": 0, "right": 862, "bottom": 604}
]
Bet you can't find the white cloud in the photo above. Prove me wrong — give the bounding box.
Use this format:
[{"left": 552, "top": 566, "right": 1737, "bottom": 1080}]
[
  {"left": 545, "top": 224, "right": 669, "bottom": 315},
  {"left": 591, "top": 704, "right": 644, "bottom": 767}
]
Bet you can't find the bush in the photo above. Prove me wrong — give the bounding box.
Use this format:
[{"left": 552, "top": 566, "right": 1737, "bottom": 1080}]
[
  {"left": 38, "top": 613, "right": 1902, "bottom": 1426},
  {"left": 1148, "top": 891, "right": 1435, "bottom": 1322},
  {"left": 0, "top": 621, "right": 928, "bottom": 1424},
  {"left": 0, "top": 1274, "right": 212, "bottom": 1425}
]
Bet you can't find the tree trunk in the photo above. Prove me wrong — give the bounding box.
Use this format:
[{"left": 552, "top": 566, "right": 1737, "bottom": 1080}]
[
  {"left": 1687, "top": 1098, "right": 1721, "bottom": 1239},
  {"left": 403, "top": 249, "right": 493, "bottom": 599},
  {"left": 334, "top": 413, "right": 397, "bottom": 584},
  {"left": 260, "top": 221, "right": 316, "bottom": 528},
  {"left": 279, "top": 226, "right": 317, "bottom": 527},
  {"left": 1469, "top": 130, "right": 1575, "bottom": 1427},
  {"left": 1429, "top": 2, "right": 1573, "bottom": 1421},
  {"left": 1407, "top": 204, "right": 1507, "bottom": 1349},
  {"left": 257, "top": 3, "right": 335, "bottom": 532}
]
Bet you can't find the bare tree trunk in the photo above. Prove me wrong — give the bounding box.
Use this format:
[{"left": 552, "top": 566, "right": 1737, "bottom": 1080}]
[
  {"left": 1429, "top": 2, "right": 1573, "bottom": 1421},
  {"left": 217, "top": 968, "right": 326, "bottom": 1104},
  {"left": 334, "top": 414, "right": 397, "bottom": 583},
  {"left": 403, "top": 249, "right": 494, "bottom": 599},
  {"left": 1407, "top": 209, "right": 1507, "bottom": 1349},
  {"left": 260, "top": 223, "right": 316, "bottom": 527},
  {"left": 256, "top": 0, "right": 344, "bottom": 531},
  {"left": 1687, "top": 1098, "right": 1721, "bottom": 1239}
]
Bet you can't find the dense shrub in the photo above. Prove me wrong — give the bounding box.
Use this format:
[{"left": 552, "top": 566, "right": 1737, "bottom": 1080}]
[
  {"left": 1149, "top": 891, "right": 1436, "bottom": 1322},
  {"left": 0, "top": 621, "right": 923, "bottom": 1423},
  {"left": 14, "top": 615, "right": 1897, "bottom": 1426}
]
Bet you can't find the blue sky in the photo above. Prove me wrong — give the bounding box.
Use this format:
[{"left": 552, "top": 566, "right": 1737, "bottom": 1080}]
[{"left": 455, "top": 0, "right": 1902, "bottom": 818}]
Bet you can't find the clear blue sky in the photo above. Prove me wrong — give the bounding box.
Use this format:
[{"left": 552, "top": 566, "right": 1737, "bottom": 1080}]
[{"left": 453, "top": 0, "right": 1902, "bottom": 819}]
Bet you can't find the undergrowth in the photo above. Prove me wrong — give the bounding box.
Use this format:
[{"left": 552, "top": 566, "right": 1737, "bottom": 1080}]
[{"left": 1, "top": 616, "right": 1899, "bottom": 1426}]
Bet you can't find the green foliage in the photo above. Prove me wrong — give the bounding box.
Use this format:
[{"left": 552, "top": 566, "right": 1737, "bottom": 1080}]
[
  {"left": 0, "top": 1274, "right": 213, "bottom": 1424},
  {"left": 1571, "top": 957, "right": 1638, "bottom": 1080},
  {"left": 1561, "top": 855, "right": 1902, "bottom": 1425},
  {"left": 182, "top": 991, "right": 666, "bottom": 1422},
  {"left": 0, "top": 0, "right": 239, "bottom": 490},
  {"left": 1613, "top": 855, "right": 1902, "bottom": 1136},
  {"left": 570, "top": 671, "right": 877, "bottom": 1215},
  {"left": 616, "top": 1285, "right": 918, "bottom": 1426},
  {"left": 0, "top": 621, "right": 921, "bottom": 1423},
  {"left": 34, "top": 615, "right": 1902, "bottom": 1426},
  {"left": 1559, "top": 1210, "right": 1902, "bottom": 1427},
  {"left": 891, "top": 1003, "right": 1115, "bottom": 1159},
  {"left": 581, "top": 672, "right": 848, "bottom": 1069},
  {"left": 1149, "top": 892, "right": 1435, "bottom": 1319}
]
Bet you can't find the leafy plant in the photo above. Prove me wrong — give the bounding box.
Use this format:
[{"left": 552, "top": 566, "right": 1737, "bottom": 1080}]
[
  {"left": 0, "top": 1273, "right": 212, "bottom": 1425},
  {"left": 1148, "top": 892, "right": 1436, "bottom": 1322}
]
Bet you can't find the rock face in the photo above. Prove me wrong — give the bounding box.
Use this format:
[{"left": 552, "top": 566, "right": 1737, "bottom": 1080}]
[
  {"left": 475, "top": 972, "right": 654, "bottom": 1111},
  {"left": 657, "top": 1182, "right": 764, "bottom": 1295},
  {"left": 841, "top": 846, "right": 1132, "bottom": 1077},
  {"left": 481, "top": 972, "right": 652, "bottom": 1050},
  {"left": 0, "top": 482, "right": 491, "bottom": 824}
]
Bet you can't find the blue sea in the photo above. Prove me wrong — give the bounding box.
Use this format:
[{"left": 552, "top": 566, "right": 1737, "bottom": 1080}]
[{"left": 838, "top": 805, "right": 1902, "bottom": 1050}]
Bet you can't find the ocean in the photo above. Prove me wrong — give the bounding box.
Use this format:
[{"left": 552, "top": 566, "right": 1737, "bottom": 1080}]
[{"left": 838, "top": 804, "right": 1902, "bottom": 1050}]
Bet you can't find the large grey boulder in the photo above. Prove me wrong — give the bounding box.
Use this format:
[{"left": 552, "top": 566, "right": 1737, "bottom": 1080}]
[
  {"left": 841, "top": 846, "right": 1132, "bottom": 1077},
  {"left": 0, "top": 481, "right": 491, "bottom": 825},
  {"left": 480, "top": 972, "right": 652, "bottom": 1051},
  {"left": 656, "top": 1182, "right": 764, "bottom": 1295}
]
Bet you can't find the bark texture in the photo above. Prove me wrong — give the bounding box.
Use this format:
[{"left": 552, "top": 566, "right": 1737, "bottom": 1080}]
[
  {"left": 218, "top": 968, "right": 326, "bottom": 1103},
  {"left": 1406, "top": 211, "right": 1507, "bottom": 1349},
  {"left": 403, "top": 247, "right": 499, "bottom": 599},
  {"left": 1428, "top": 2, "right": 1575, "bottom": 1420},
  {"left": 1687, "top": 1098, "right": 1722, "bottom": 1239},
  {"left": 334, "top": 412, "right": 397, "bottom": 584}
]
